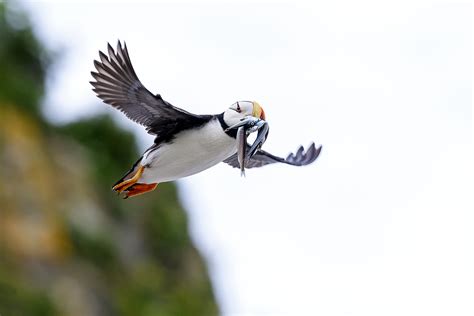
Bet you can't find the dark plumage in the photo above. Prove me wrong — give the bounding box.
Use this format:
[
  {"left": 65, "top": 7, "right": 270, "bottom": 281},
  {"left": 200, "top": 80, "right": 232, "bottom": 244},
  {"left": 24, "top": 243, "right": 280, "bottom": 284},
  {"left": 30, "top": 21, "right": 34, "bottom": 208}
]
[{"left": 90, "top": 41, "right": 213, "bottom": 144}]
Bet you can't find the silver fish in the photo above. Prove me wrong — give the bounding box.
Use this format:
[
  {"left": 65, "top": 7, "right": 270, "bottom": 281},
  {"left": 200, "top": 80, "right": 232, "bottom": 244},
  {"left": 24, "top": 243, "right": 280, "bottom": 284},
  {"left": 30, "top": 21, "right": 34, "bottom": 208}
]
[
  {"left": 246, "top": 121, "right": 269, "bottom": 161},
  {"left": 227, "top": 117, "right": 270, "bottom": 176},
  {"left": 236, "top": 126, "right": 247, "bottom": 176},
  {"left": 225, "top": 116, "right": 262, "bottom": 132}
]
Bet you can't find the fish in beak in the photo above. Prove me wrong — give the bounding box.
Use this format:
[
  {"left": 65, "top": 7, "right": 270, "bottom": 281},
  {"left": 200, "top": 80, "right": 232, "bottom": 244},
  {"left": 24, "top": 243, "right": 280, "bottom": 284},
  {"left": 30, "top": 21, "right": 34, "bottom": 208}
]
[
  {"left": 236, "top": 126, "right": 247, "bottom": 176},
  {"left": 247, "top": 121, "right": 269, "bottom": 159},
  {"left": 226, "top": 116, "right": 269, "bottom": 175}
]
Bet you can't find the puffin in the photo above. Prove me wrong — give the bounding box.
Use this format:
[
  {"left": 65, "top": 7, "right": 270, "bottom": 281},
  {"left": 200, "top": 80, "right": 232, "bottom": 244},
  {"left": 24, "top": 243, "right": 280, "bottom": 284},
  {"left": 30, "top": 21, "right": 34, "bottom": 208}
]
[{"left": 90, "top": 41, "right": 322, "bottom": 198}]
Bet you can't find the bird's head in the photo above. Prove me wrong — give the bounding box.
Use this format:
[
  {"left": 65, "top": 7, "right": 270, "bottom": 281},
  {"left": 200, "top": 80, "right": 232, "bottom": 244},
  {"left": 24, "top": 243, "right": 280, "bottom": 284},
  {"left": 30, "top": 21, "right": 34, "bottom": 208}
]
[{"left": 223, "top": 101, "right": 266, "bottom": 127}]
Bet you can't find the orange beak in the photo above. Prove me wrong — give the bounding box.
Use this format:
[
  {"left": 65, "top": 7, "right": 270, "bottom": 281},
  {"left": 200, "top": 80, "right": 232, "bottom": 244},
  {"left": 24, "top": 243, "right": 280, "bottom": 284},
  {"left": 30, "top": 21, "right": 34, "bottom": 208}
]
[{"left": 252, "top": 101, "right": 266, "bottom": 120}]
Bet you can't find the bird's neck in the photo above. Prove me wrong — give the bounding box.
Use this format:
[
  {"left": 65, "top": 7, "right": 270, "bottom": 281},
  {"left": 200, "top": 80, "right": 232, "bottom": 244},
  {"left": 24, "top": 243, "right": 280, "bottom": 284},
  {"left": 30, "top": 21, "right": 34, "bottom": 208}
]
[{"left": 217, "top": 112, "right": 237, "bottom": 138}]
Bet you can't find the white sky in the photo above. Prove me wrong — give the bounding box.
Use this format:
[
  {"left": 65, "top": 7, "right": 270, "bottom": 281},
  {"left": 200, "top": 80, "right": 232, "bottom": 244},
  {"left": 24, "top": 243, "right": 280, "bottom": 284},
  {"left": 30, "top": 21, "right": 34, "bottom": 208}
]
[{"left": 19, "top": 1, "right": 473, "bottom": 315}]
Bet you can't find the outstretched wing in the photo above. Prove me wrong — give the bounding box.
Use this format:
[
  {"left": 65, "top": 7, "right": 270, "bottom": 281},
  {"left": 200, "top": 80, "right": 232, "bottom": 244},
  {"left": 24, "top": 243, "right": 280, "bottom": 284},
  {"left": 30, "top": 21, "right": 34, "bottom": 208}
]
[
  {"left": 90, "top": 41, "right": 210, "bottom": 137},
  {"left": 223, "top": 143, "right": 322, "bottom": 169}
]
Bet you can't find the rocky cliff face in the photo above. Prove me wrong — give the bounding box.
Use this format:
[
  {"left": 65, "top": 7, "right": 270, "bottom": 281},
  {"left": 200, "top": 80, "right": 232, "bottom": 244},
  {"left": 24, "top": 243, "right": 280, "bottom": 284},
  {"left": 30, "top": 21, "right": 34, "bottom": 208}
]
[
  {"left": 0, "top": 3, "right": 218, "bottom": 315},
  {"left": 0, "top": 104, "right": 218, "bottom": 316}
]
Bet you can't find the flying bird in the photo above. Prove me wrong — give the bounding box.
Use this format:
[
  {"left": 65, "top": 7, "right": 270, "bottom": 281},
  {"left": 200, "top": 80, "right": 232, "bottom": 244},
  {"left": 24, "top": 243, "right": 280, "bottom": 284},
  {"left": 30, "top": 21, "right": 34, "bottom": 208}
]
[{"left": 90, "top": 41, "right": 322, "bottom": 198}]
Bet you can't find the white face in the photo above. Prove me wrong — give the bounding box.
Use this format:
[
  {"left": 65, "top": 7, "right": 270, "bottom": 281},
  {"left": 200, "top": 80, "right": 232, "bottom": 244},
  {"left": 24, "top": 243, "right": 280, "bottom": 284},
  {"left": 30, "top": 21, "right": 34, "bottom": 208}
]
[{"left": 223, "top": 101, "right": 265, "bottom": 127}]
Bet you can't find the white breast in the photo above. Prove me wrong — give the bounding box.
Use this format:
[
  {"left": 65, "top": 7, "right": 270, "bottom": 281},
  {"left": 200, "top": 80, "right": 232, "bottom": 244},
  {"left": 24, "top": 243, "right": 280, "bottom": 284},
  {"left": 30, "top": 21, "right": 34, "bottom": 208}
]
[{"left": 139, "top": 118, "right": 237, "bottom": 183}]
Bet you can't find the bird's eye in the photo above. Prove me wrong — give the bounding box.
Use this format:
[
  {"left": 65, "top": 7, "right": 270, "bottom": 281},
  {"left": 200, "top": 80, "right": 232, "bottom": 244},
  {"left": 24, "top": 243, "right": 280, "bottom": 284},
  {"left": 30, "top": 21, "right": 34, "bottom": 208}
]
[{"left": 236, "top": 102, "right": 241, "bottom": 113}]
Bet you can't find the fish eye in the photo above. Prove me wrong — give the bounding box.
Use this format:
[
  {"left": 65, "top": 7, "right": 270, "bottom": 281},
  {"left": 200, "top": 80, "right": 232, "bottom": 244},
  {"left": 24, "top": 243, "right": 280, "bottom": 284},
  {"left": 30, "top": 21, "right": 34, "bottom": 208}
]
[{"left": 236, "top": 102, "right": 241, "bottom": 113}]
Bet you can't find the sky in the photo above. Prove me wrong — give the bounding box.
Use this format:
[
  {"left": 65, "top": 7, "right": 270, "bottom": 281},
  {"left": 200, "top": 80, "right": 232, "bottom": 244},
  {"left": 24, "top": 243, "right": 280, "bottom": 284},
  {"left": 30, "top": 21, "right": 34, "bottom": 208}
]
[{"left": 18, "top": 1, "right": 473, "bottom": 315}]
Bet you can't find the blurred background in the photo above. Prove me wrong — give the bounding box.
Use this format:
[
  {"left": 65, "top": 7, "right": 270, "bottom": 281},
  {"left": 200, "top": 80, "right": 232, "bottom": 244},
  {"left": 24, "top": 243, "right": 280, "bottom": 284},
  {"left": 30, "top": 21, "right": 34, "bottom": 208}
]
[
  {"left": 0, "top": 2, "right": 217, "bottom": 315},
  {"left": 0, "top": 1, "right": 472, "bottom": 316}
]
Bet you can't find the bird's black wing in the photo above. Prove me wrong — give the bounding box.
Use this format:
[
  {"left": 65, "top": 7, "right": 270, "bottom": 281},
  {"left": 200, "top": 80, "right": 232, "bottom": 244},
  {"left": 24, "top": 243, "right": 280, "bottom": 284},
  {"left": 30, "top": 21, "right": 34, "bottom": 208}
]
[
  {"left": 90, "top": 41, "right": 211, "bottom": 137},
  {"left": 223, "top": 143, "right": 322, "bottom": 169}
]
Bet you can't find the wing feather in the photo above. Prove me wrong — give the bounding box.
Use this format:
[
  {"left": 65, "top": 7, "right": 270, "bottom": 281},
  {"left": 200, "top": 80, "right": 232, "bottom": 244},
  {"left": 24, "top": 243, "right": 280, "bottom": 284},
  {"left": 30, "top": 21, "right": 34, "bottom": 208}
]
[{"left": 90, "top": 40, "right": 209, "bottom": 136}]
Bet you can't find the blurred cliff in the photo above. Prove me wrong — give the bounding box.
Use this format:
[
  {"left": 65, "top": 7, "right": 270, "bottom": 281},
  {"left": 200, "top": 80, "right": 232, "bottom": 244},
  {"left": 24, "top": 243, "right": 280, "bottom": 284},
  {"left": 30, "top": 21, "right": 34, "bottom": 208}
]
[{"left": 0, "top": 3, "right": 218, "bottom": 315}]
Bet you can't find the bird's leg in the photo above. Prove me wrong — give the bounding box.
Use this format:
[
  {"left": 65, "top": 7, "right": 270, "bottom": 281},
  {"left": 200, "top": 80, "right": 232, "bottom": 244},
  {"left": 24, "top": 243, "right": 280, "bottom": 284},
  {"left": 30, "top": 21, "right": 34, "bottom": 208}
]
[
  {"left": 112, "top": 165, "right": 145, "bottom": 193},
  {"left": 123, "top": 183, "right": 158, "bottom": 199}
]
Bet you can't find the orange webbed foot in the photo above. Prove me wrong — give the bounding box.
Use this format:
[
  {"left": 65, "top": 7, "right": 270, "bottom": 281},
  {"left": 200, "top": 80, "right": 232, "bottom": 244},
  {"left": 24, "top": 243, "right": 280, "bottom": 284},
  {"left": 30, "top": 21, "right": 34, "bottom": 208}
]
[
  {"left": 112, "top": 165, "right": 145, "bottom": 193},
  {"left": 123, "top": 183, "right": 158, "bottom": 199}
]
